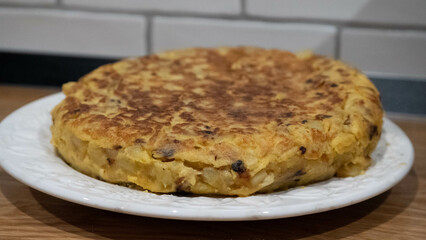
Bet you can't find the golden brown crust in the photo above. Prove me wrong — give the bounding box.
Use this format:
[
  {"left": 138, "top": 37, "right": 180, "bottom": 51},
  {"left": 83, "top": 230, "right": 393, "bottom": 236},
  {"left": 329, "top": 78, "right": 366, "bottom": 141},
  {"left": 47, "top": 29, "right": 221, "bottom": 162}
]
[{"left": 51, "top": 47, "right": 383, "bottom": 196}]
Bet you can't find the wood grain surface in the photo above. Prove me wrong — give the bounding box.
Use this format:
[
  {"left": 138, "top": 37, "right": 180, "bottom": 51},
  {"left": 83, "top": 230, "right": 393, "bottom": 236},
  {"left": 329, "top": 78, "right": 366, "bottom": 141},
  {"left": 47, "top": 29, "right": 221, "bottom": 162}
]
[{"left": 0, "top": 84, "right": 425, "bottom": 240}]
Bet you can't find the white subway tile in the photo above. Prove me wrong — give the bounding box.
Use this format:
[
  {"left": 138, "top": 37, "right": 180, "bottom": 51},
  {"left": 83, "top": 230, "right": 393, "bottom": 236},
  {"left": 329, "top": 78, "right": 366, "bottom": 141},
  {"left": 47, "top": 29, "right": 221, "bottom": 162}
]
[
  {"left": 247, "top": 0, "right": 426, "bottom": 26},
  {"left": 341, "top": 28, "right": 426, "bottom": 79},
  {"left": 0, "top": 0, "right": 55, "bottom": 5},
  {"left": 63, "top": 0, "right": 240, "bottom": 15},
  {"left": 152, "top": 17, "right": 336, "bottom": 56},
  {"left": 0, "top": 8, "right": 146, "bottom": 58}
]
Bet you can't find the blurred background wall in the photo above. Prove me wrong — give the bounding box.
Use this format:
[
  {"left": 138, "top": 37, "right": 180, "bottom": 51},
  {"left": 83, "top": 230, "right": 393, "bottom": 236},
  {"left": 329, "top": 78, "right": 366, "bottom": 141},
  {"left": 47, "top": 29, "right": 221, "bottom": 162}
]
[{"left": 0, "top": 0, "right": 425, "bottom": 115}]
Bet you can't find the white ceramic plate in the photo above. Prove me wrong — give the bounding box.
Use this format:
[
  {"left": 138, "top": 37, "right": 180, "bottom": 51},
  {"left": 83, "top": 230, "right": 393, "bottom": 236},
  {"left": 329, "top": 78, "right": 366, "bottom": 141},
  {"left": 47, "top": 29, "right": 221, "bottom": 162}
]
[{"left": 0, "top": 93, "right": 414, "bottom": 221}]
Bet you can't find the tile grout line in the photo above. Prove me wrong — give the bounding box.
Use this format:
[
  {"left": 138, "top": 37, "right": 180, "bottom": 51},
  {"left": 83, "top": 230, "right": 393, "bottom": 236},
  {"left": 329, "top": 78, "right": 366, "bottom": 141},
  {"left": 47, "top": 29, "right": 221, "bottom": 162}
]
[
  {"left": 335, "top": 26, "right": 342, "bottom": 59},
  {"left": 145, "top": 14, "right": 153, "bottom": 55},
  {"left": 240, "top": 0, "right": 247, "bottom": 18}
]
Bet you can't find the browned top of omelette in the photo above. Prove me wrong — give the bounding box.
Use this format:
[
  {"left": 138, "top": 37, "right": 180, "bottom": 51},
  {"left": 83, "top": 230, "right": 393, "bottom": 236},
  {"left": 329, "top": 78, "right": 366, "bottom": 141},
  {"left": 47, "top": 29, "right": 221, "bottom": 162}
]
[{"left": 53, "top": 47, "right": 382, "bottom": 171}]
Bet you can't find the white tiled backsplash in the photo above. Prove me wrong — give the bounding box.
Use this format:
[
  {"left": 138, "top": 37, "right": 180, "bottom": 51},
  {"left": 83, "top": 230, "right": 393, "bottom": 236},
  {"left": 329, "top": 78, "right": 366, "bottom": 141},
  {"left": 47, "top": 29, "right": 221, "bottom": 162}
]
[
  {"left": 341, "top": 28, "right": 426, "bottom": 79},
  {"left": 0, "top": 8, "right": 146, "bottom": 57},
  {"left": 246, "top": 0, "right": 426, "bottom": 26},
  {"left": 152, "top": 17, "right": 336, "bottom": 56},
  {"left": 1, "top": 0, "right": 426, "bottom": 79},
  {"left": 0, "top": 0, "right": 55, "bottom": 5}
]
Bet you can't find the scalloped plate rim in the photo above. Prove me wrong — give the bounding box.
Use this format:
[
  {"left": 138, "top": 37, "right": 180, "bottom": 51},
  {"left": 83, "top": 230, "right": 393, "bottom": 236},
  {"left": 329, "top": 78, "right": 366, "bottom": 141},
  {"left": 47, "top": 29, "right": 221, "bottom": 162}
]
[{"left": 0, "top": 93, "right": 414, "bottom": 221}]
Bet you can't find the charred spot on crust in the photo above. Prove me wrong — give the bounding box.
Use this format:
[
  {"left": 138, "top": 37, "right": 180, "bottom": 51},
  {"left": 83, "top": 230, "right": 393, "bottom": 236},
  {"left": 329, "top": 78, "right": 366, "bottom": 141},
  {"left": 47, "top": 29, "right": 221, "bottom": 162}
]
[
  {"left": 110, "top": 99, "right": 121, "bottom": 104},
  {"left": 315, "top": 92, "right": 324, "bottom": 97},
  {"left": 152, "top": 154, "right": 174, "bottom": 162},
  {"left": 113, "top": 145, "right": 122, "bottom": 150},
  {"left": 315, "top": 114, "right": 332, "bottom": 120},
  {"left": 199, "top": 127, "right": 219, "bottom": 138},
  {"left": 152, "top": 148, "right": 175, "bottom": 162},
  {"left": 305, "top": 79, "right": 313, "bottom": 83},
  {"left": 202, "top": 130, "right": 214, "bottom": 135},
  {"left": 281, "top": 112, "right": 294, "bottom": 118},
  {"left": 344, "top": 116, "right": 351, "bottom": 125},
  {"left": 231, "top": 160, "right": 246, "bottom": 174},
  {"left": 312, "top": 78, "right": 326, "bottom": 88},
  {"left": 134, "top": 138, "right": 146, "bottom": 144},
  {"left": 330, "top": 83, "right": 338, "bottom": 87},
  {"left": 301, "top": 119, "right": 308, "bottom": 124},
  {"left": 369, "top": 125, "right": 378, "bottom": 140},
  {"left": 204, "top": 125, "right": 211, "bottom": 129},
  {"left": 175, "top": 177, "right": 191, "bottom": 193},
  {"left": 161, "top": 148, "right": 175, "bottom": 158},
  {"left": 294, "top": 169, "right": 306, "bottom": 176},
  {"left": 299, "top": 146, "right": 306, "bottom": 155},
  {"left": 107, "top": 158, "right": 115, "bottom": 165}
]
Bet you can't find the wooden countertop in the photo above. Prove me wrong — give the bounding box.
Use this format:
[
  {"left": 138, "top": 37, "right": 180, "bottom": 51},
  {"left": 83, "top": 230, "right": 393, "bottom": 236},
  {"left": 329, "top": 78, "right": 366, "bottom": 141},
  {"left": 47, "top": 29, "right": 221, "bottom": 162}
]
[{"left": 0, "top": 84, "right": 425, "bottom": 240}]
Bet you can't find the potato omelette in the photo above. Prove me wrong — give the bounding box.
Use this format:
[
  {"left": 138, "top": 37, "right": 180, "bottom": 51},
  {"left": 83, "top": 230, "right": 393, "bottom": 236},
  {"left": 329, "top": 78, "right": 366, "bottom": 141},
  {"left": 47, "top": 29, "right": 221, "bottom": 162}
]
[{"left": 51, "top": 47, "right": 383, "bottom": 196}]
